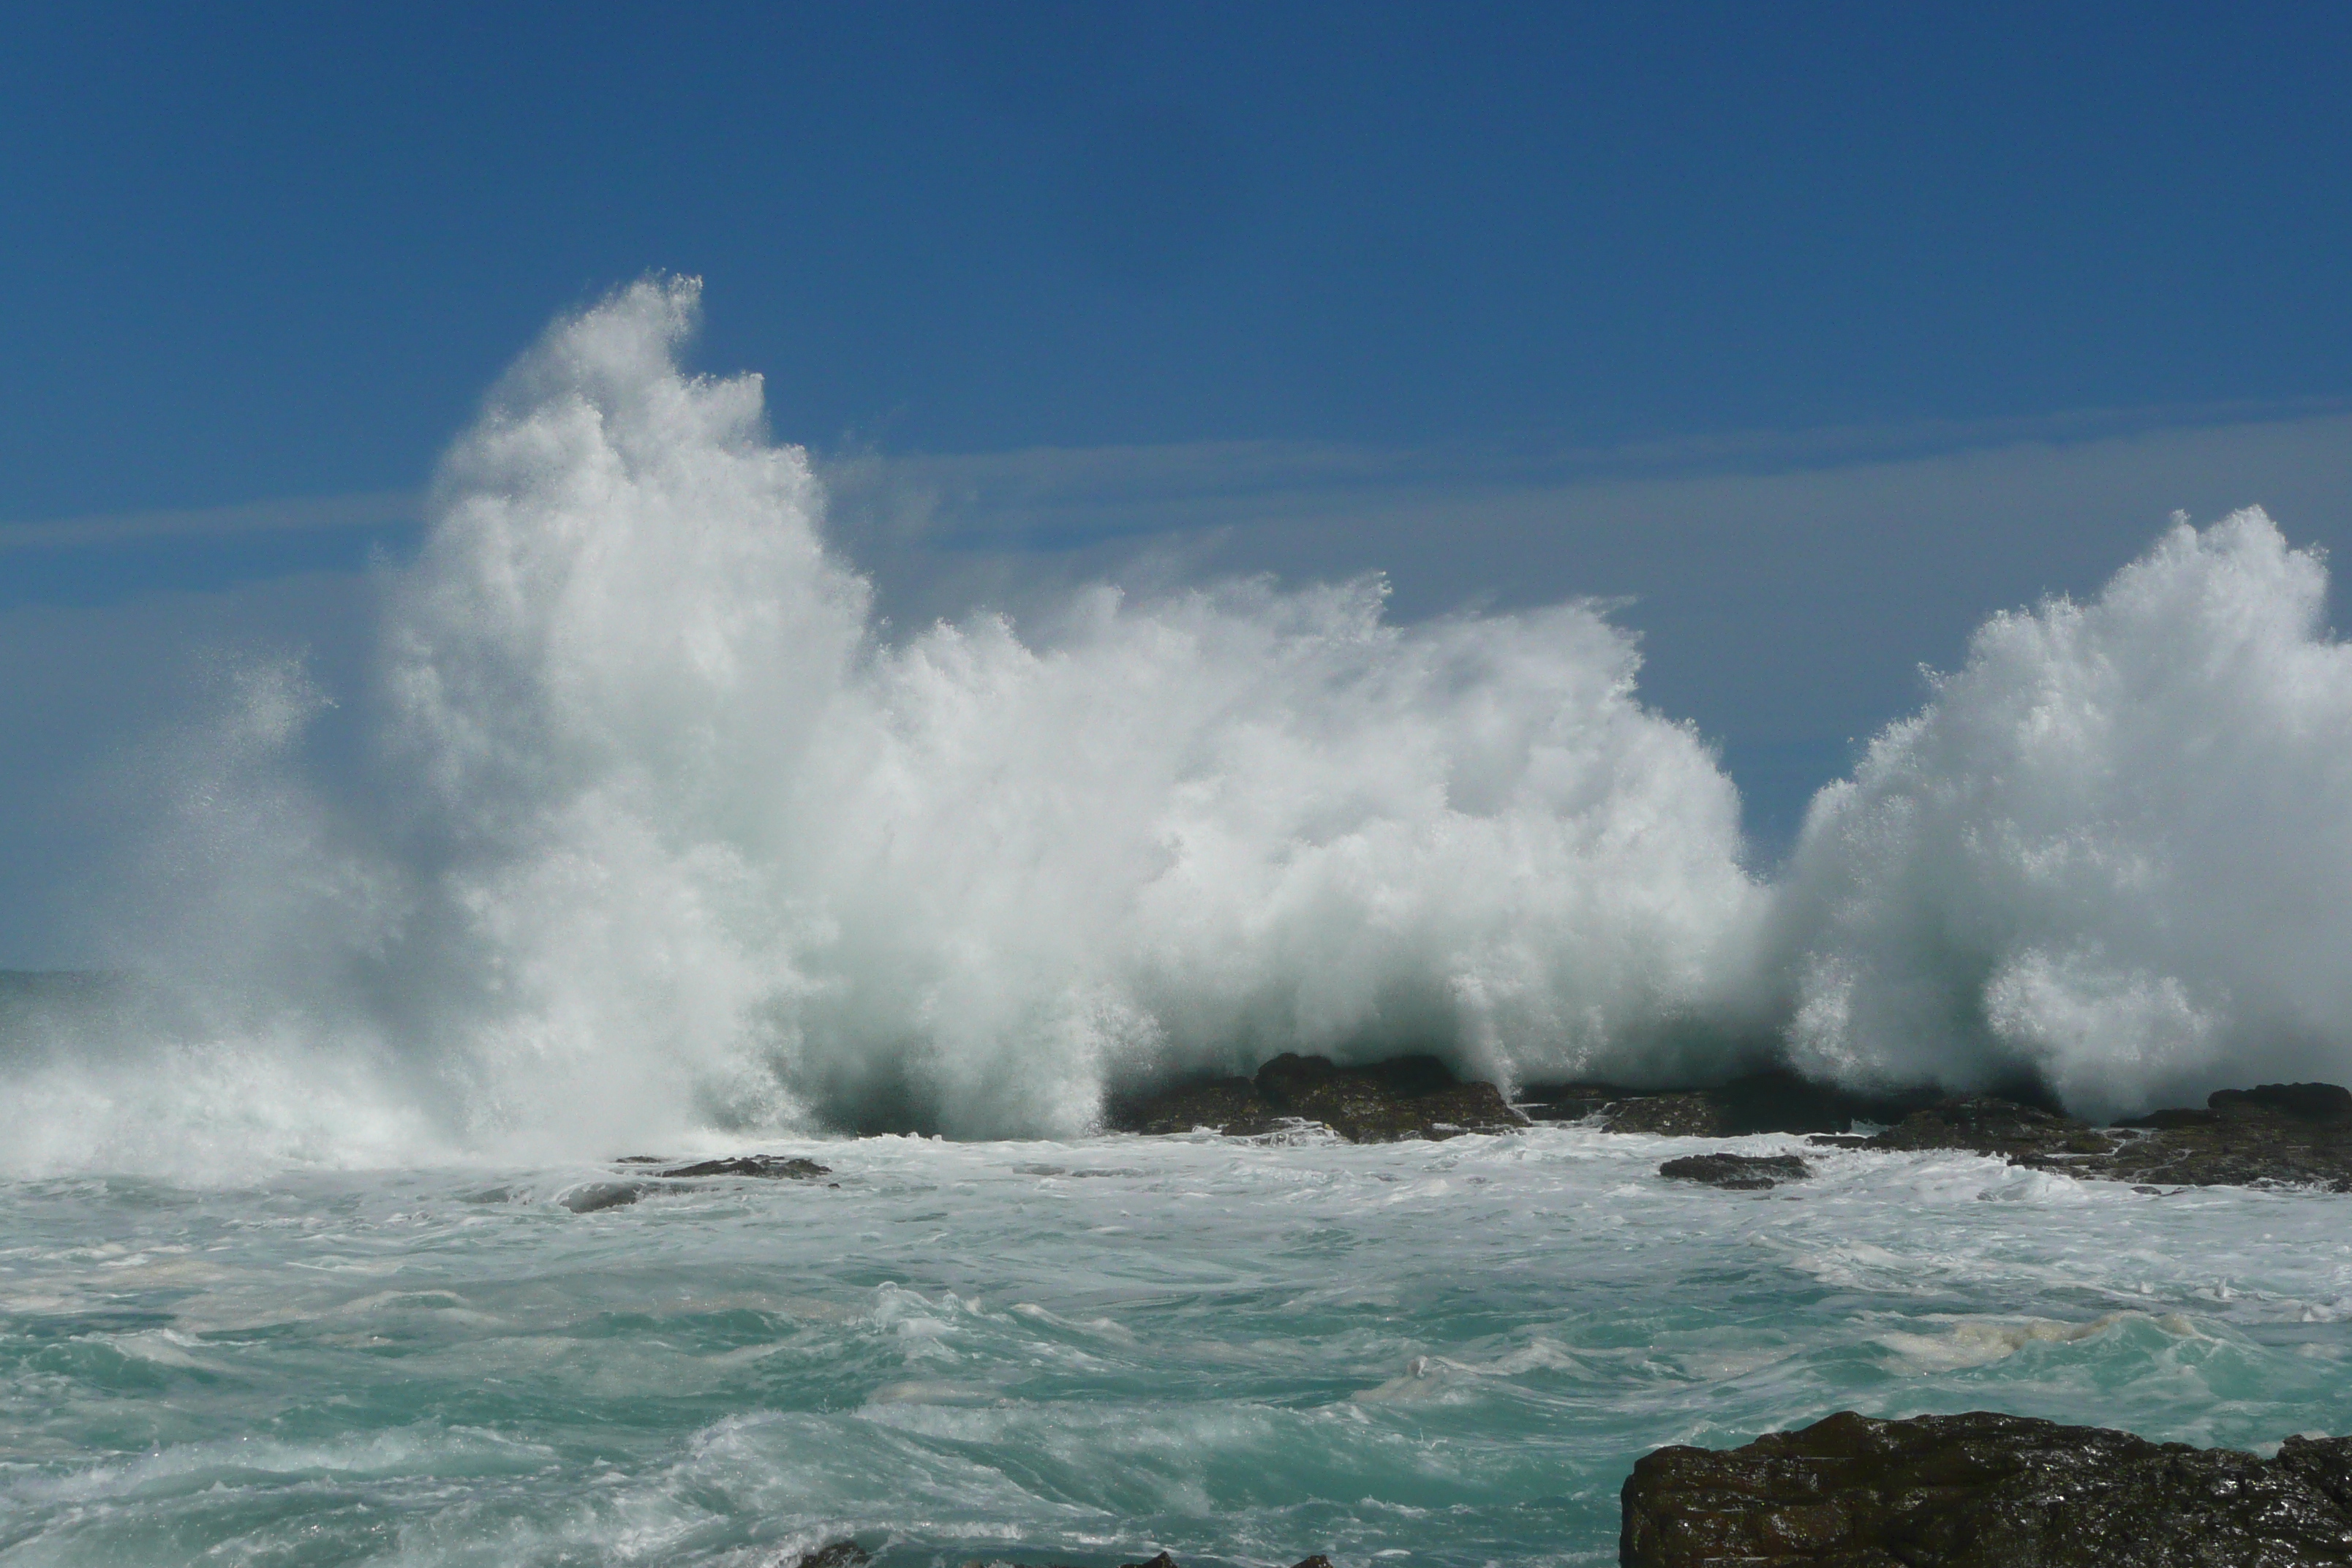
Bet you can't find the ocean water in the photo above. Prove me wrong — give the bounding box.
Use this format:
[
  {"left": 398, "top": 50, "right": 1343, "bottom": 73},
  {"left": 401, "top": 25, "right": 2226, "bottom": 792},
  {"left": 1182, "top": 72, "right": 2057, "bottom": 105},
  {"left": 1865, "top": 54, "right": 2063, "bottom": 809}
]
[{"left": 5, "top": 1126, "right": 2349, "bottom": 1567}]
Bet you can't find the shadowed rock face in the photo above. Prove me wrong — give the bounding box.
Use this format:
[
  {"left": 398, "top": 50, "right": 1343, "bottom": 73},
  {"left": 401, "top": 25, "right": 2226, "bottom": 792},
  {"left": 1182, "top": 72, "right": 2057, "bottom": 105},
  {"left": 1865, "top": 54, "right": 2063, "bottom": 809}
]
[
  {"left": 1107, "top": 1054, "right": 1528, "bottom": 1142},
  {"left": 1622, "top": 1410, "right": 2352, "bottom": 1567}
]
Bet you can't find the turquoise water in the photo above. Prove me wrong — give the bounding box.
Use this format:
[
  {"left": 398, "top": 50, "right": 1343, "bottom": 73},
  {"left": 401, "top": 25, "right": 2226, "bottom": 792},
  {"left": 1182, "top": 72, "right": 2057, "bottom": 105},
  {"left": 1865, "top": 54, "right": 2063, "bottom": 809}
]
[{"left": 4, "top": 1127, "right": 2351, "bottom": 1567}]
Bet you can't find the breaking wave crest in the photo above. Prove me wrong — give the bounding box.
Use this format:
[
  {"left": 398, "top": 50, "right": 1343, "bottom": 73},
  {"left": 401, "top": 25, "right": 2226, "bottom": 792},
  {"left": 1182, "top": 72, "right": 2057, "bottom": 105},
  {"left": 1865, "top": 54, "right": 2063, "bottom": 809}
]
[
  {"left": 7, "top": 278, "right": 2351, "bottom": 1172},
  {"left": 1775, "top": 508, "right": 2352, "bottom": 1120}
]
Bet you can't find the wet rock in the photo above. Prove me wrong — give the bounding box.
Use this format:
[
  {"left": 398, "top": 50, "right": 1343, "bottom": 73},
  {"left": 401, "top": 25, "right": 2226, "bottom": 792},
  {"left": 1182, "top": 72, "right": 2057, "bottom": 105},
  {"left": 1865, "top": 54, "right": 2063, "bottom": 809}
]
[
  {"left": 2215, "top": 1082, "right": 2352, "bottom": 1121},
  {"left": 1815, "top": 1083, "right": 2352, "bottom": 1191},
  {"left": 1517, "top": 1062, "right": 2352, "bottom": 1191},
  {"left": 1658, "top": 1153, "right": 1810, "bottom": 1190},
  {"left": 659, "top": 1155, "right": 831, "bottom": 1180},
  {"left": 793, "top": 1543, "right": 868, "bottom": 1568},
  {"left": 1108, "top": 1054, "right": 1528, "bottom": 1143},
  {"left": 2103, "top": 1082, "right": 2352, "bottom": 1191},
  {"left": 1856, "top": 1096, "right": 2119, "bottom": 1163},
  {"left": 1622, "top": 1409, "right": 2352, "bottom": 1567},
  {"left": 1520, "top": 1068, "right": 1942, "bottom": 1138},
  {"left": 559, "top": 1181, "right": 647, "bottom": 1213},
  {"left": 1598, "top": 1091, "right": 1732, "bottom": 1137},
  {"left": 1111, "top": 1076, "right": 1285, "bottom": 1138}
]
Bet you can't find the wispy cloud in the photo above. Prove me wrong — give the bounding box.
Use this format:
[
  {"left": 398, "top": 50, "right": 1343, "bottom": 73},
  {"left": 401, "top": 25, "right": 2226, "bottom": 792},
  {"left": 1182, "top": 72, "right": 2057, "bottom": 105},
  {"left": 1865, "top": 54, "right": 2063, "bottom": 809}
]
[
  {"left": 0, "top": 491, "right": 421, "bottom": 554},
  {"left": 821, "top": 398, "right": 2352, "bottom": 553}
]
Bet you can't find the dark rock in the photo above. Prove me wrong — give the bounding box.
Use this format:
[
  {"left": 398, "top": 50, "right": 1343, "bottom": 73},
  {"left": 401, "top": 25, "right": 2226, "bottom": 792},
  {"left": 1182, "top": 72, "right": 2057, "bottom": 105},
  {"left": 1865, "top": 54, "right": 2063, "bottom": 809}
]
[
  {"left": 1603, "top": 1092, "right": 1733, "bottom": 1137},
  {"left": 1119, "top": 1555, "right": 1178, "bottom": 1568},
  {"left": 1858, "top": 1096, "right": 2120, "bottom": 1162},
  {"left": 1288, "top": 1558, "right": 1336, "bottom": 1568},
  {"left": 660, "top": 1155, "right": 831, "bottom": 1180},
  {"left": 2213, "top": 1082, "right": 2352, "bottom": 1122},
  {"left": 1107, "top": 1054, "right": 1528, "bottom": 1143},
  {"left": 1621, "top": 1409, "right": 2352, "bottom": 1567},
  {"left": 793, "top": 1543, "right": 869, "bottom": 1568},
  {"left": 1112, "top": 1076, "right": 1286, "bottom": 1138},
  {"left": 1254, "top": 1053, "right": 1526, "bottom": 1142},
  {"left": 1659, "top": 1153, "right": 1810, "bottom": 1190},
  {"left": 1829, "top": 1085, "right": 2352, "bottom": 1191},
  {"left": 559, "top": 1181, "right": 647, "bottom": 1213},
  {"left": 1520, "top": 1068, "right": 1945, "bottom": 1139},
  {"left": 2098, "top": 1086, "right": 2352, "bottom": 1191}
]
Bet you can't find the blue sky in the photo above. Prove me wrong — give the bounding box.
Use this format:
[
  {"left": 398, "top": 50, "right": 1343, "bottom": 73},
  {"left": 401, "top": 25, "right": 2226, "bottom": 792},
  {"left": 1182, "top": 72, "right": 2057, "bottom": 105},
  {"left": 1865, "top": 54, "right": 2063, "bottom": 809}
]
[{"left": 4, "top": 2, "right": 2351, "bottom": 962}]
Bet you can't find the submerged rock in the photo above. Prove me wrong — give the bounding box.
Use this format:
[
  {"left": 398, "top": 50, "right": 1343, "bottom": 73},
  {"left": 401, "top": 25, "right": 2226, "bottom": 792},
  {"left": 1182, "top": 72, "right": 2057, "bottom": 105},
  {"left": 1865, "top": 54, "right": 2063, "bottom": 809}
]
[
  {"left": 659, "top": 1155, "right": 832, "bottom": 1180},
  {"left": 559, "top": 1181, "right": 648, "bottom": 1213},
  {"left": 792, "top": 1543, "right": 868, "bottom": 1568},
  {"left": 1658, "top": 1152, "right": 1809, "bottom": 1190},
  {"left": 1621, "top": 1409, "right": 2352, "bottom": 1567},
  {"left": 1107, "top": 1053, "right": 1527, "bottom": 1142}
]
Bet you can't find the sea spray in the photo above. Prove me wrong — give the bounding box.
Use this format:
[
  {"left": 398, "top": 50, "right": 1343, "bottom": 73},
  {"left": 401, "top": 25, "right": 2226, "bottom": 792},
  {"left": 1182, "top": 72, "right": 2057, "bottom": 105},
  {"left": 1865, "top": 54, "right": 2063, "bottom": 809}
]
[
  {"left": 1776, "top": 509, "right": 2352, "bottom": 1117},
  {"left": 12, "top": 279, "right": 2352, "bottom": 1175},
  {"left": 15, "top": 278, "right": 1769, "bottom": 1170}
]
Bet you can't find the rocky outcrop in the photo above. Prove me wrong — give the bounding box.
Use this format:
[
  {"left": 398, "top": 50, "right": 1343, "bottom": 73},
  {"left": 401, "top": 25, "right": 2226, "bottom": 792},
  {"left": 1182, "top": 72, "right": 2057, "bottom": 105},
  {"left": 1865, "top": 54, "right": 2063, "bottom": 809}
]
[
  {"left": 1659, "top": 1152, "right": 1809, "bottom": 1190},
  {"left": 2105, "top": 1082, "right": 2352, "bottom": 1190},
  {"left": 1519, "top": 1066, "right": 2352, "bottom": 1191},
  {"left": 791, "top": 1543, "right": 867, "bottom": 1568},
  {"left": 1107, "top": 1053, "right": 1529, "bottom": 1142},
  {"left": 657, "top": 1155, "right": 831, "bottom": 1180},
  {"left": 1814, "top": 1082, "right": 2352, "bottom": 1191},
  {"left": 559, "top": 1181, "right": 649, "bottom": 1213},
  {"left": 568, "top": 1154, "right": 836, "bottom": 1212},
  {"left": 1519, "top": 1069, "right": 1945, "bottom": 1139},
  {"left": 1622, "top": 1409, "right": 2352, "bottom": 1567}
]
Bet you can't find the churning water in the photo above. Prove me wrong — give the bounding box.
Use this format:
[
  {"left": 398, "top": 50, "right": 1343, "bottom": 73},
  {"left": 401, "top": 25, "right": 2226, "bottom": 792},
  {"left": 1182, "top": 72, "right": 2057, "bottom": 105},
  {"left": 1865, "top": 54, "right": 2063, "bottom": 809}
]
[
  {"left": 7, "top": 279, "right": 2352, "bottom": 1564},
  {"left": 4, "top": 1131, "right": 2351, "bottom": 1566}
]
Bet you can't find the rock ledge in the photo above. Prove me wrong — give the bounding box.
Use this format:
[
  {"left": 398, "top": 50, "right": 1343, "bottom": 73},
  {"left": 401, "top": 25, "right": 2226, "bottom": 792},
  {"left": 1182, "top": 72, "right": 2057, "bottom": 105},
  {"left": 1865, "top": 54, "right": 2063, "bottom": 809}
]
[
  {"left": 1623, "top": 1409, "right": 2352, "bottom": 1567},
  {"left": 1107, "top": 1054, "right": 1527, "bottom": 1143}
]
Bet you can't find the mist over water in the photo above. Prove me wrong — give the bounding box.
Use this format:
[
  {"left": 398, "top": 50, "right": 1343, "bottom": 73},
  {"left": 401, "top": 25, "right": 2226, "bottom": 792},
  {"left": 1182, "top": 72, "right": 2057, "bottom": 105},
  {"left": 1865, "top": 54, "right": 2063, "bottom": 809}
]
[{"left": 7, "top": 278, "right": 2352, "bottom": 1174}]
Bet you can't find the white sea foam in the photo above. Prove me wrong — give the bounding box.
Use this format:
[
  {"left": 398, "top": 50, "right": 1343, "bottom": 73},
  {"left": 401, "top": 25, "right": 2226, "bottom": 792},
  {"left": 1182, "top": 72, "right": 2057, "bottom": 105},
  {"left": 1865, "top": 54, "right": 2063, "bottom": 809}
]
[
  {"left": 10, "top": 278, "right": 2352, "bottom": 1172},
  {"left": 13, "top": 278, "right": 1767, "bottom": 1168},
  {"left": 1776, "top": 508, "right": 2352, "bottom": 1117}
]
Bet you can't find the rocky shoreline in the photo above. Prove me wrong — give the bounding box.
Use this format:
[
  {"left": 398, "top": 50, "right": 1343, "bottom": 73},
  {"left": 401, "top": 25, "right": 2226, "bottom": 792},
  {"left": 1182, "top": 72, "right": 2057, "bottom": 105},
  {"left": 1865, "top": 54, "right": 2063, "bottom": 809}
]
[
  {"left": 1622, "top": 1410, "right": 2352, "bottom": 1567},
  {"left": 1105, "top": 1054, "right": 2352, "bottom": 1191}
]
